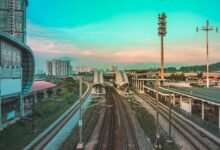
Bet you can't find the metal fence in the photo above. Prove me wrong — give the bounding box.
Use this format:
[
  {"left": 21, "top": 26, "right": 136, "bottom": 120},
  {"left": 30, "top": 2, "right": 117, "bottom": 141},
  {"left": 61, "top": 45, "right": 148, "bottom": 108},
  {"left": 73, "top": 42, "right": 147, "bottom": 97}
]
[{"left": 160, "top": 99, "right": 220, "bottom": 137}]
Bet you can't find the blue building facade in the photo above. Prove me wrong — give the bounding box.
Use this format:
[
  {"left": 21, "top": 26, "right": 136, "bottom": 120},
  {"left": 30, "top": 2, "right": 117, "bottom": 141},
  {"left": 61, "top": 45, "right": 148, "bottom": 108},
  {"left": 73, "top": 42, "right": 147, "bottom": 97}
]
[{"left": 0, "top": 0, "right": 34, "bottom": 129}]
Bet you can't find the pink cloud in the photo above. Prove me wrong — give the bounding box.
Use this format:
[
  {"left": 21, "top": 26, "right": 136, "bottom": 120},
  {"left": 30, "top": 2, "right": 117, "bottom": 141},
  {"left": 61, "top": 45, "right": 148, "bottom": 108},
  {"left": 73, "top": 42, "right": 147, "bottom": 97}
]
[{"left": 27, "top": 36, "right": 220, "bottom": 66}]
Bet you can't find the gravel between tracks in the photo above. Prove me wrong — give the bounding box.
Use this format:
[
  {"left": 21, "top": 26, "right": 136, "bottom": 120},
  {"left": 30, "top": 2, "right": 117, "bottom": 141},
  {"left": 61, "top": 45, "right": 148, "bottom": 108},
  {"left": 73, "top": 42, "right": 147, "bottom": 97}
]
[{"left": 134, "top": 95, "right": 195, "bottom": 150}]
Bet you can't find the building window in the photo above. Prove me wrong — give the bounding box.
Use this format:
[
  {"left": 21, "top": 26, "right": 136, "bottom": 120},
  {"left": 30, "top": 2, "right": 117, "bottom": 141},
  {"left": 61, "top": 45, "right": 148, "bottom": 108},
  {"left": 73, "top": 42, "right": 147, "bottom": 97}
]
[
  {"left": 15, "top": 12, "right": 23, "bottom": 32},
  {"left": 0, "top": 41, "right": 22, "bottom": 78},
  {"left": 0, "top": 11, "right": 10, "bottom": 31},
  {"left": 15, "top": 0, "right": 23, "bottom": 10},
  {"left": 0, "top": 0, "right": 10, "bottom": 9}
]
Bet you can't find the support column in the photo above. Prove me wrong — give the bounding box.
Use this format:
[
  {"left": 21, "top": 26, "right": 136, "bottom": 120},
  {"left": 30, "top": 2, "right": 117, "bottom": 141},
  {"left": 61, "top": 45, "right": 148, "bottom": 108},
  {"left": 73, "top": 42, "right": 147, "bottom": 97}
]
[
  {"left": 132, "top": 79, "right": 134, "bottom": 87},
  {"left": 139, "top": 81, "right": 141, "bottom": 90},
  {"left": 202, "top": 101, "right": 204, "bottom": 120},
  {"left": 173, "top": 94, "right": 176, "bottom": 105},
  {"left": 53, "top": 88, "right": 56, "bottom": 96},
  {"left": 44, "top": 90, "right": 48, "bottom": 99},
  {"left": 189, "top": 98, "right": 192, "bottom": 113},
  {"left": 34, "top": 93, "right": 38, "bottom": 103},
  {"left": 20, "top": 93, "right": 24, "bottom": 117},
  {"left": 180, "top": 95, "right": 182, "bottom": 108},
  {"left": 218, "top": 106, "right": 220, "bottom": 129},
  {"left": 136, "top": 80, "right": 138, "bottom": 89}
]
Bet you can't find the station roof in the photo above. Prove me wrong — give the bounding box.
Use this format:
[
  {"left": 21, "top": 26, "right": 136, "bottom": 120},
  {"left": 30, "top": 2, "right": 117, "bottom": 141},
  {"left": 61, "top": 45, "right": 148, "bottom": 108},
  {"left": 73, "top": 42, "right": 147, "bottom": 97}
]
[
  {"left": 162, "top": 86, "right": 220, "bottom": 105},
  {"left": 93, "top": 71, "right": 104, "bottom": 86},
  {"left": 30, "top": 80, "right": 56, "bottom": 93},
  {"left": 144, "top": 85, "right": 220, "bottom": 105}
]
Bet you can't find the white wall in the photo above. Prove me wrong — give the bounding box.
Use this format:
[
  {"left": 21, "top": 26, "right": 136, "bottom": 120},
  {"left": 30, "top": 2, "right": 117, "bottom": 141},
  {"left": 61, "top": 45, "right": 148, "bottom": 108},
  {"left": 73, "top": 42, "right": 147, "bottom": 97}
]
[{"left": 0, "top": 79, "right": 21, "bottom": 96}]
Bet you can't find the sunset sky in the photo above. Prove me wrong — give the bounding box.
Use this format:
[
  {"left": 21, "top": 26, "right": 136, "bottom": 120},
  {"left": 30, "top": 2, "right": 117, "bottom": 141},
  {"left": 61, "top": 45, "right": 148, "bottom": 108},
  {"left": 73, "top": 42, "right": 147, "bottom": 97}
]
[{"left": 26, "top": 0, "right": 220, "bottom": 70}]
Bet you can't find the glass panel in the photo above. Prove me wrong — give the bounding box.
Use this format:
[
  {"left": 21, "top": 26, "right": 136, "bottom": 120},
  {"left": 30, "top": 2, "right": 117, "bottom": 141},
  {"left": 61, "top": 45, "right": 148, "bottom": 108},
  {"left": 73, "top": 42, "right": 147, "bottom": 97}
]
[
  {"left": 0, "top": 11, "right": 10, "bottom": 31},
  {"left": 15, "top": 12, "right": 23, "bottom": 32},
  {"left": 0, "top": 41, "right": 22, "bottom": 78},
  {"left": 15, "top": 0, "right": 23, "bottom": 10},
  {"left": 0, "top": 0, "right": 9, "bottom": 9}
]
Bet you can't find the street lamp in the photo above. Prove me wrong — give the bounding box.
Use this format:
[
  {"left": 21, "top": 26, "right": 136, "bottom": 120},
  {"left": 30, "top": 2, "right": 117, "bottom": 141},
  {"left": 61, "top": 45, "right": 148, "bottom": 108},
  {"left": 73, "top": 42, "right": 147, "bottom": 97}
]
[
  {"left": 158, "top": 12, "right": 167, "bottom": 83},
  {"left": 167, "top": 94, "right": 173, "bottom": 144},
  {"left": 196, "top": 20, "right": 218, "bottom": 88},
  {"left": 77, "top": 76, "right": 83, "bottom": 150},
  {"left": 154, "top": 73, "right": 161, "bottom": 149}
]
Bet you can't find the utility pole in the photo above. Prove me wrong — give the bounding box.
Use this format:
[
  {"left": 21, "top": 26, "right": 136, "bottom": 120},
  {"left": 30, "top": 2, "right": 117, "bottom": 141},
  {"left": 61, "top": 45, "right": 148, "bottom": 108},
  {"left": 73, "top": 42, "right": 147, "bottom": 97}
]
[
  {"left": 167, "top": 94, "right": 173, "bottom": 144},
  {"left": 32, "top": 92, "right": 36, "bottom": 133},
  {"left": 196, "top": 20, "right": 218, "bottom": 88},
  {"left": 77, "top": 76, "right": 83, "bottom": 149},
  {"left": 155, "top": 73, "right": 161, "bottom": 149},
  {"left": 158, "top": 12, "right": 167, "bottom": 83}
]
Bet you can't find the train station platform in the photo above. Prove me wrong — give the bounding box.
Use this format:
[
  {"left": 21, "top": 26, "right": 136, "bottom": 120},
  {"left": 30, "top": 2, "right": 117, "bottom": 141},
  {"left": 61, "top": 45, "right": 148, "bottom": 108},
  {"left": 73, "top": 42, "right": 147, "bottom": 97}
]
[{"left": 162, "top": 86, "right": 220, "bottom": 105}]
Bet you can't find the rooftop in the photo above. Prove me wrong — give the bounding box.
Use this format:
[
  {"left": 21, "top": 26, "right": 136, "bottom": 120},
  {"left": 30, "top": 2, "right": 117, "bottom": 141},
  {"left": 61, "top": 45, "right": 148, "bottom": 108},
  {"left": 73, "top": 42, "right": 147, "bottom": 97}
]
[
  {"left": 163, "top": 86, "right": 220, "bottom": 105},
  {"left": 30, "top": 80, "right": 56, "bottom": 93}
]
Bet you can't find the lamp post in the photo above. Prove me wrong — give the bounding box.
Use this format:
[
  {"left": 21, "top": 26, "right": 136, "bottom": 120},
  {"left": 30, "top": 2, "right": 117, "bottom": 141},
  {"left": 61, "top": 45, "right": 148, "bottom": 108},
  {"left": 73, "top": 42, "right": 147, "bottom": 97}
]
[
  {"left": 77, "top": 76, "right": 83, "bottom": 149},
  {"left": 32, "top": 92, "right": 37, "bottom": 133},
  {"left": 158, "top": 12, "right": 167, "bottom": 83},
  {"left": 196, "top": 20, "right": 218, "bottom": 88},
  {"left": 155, "top": 73, "right": 161, "bottom": 149},
  {"left": 167, "top": 94, "right": 173, "bottom": 144}
]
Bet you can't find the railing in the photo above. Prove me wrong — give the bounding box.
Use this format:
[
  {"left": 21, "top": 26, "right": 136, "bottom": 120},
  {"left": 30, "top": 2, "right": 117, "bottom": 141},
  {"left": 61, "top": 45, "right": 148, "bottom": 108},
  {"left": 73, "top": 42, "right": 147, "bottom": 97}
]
[{"left": 159, "top": 97, "right": 220, "bottom": 137}]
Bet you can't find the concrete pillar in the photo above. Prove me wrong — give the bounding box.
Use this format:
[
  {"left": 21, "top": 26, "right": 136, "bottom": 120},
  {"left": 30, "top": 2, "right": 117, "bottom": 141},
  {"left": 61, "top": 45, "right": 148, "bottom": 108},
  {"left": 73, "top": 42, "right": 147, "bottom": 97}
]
[
  {"left": 180, "top": 95, "right": 182, "bottom": 108},
  {"left": 20, "top": 93, "right": 24, "bottom": 117},
  {"left": 138, "top": 80, "right": 141, "bottom": 91},
  {"left": 53, "top": 88, "right": 56, "bottom": 96},
  {"left": 189, "top": 98, "right": 192, "bottom": 113},
  {"left": 44, "top": 90, "right": 48, "bottom": 99},
  {"left": 218, "top": 107, "right": 220, "bottom": 128},
  {"left": 202, "top": 101, "right": 204, "bottom": 120},
  {"left": 140, "top": 81, "right": 142, "bottom": 91},
  {"left": 173, "top": 95, "right": 176, "bottom": 105},
  {"left": 34, "top": 93, "right": 38, "bottom": 103},
  {"left": 138, "top": 80, "right": 140, "bottom": 90}
]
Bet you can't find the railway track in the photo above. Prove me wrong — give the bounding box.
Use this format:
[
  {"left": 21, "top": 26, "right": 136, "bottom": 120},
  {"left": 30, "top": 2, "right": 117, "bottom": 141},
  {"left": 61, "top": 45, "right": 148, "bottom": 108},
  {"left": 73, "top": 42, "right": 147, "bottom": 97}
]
[
  {"left": 136, "top": 92, "right": 220, "bottom": 150},
  {"left": 97, "top": 87, "right": 139, "bottom": 150},
  {"left": 113, "top": 88, "right": 139, "bottom": 150},
  {"left": 97, "top": 87, "right": 114, "bottom": 150},
  {"left": 27, "top": 84, "right": 91, "bottom": 150}
]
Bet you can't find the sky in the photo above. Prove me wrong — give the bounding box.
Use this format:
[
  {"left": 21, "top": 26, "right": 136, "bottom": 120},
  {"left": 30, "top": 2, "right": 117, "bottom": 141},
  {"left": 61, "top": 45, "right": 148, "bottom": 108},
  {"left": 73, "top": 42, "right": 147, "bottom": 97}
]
[{"left": 26, "top": 0, "right": 220, "bottom": 70}]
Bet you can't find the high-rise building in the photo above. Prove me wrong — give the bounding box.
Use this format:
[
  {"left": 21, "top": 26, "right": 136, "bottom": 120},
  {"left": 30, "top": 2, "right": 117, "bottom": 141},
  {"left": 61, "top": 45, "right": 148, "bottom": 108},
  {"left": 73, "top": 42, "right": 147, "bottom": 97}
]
[
  {"left": 0, "top": 0, "right": 28, "bottom": 43},
  {"left": 46, "top": 61, "right": 52, "bottom": 76},
  {"left": 46, "top": 60, "right": 71, "bottom": 77},
  {"left": 0, "top": 0, "right": 34, "bottom": 129},
  {"left": 73, "top": 66, "right": 92, "bottom": 74}
]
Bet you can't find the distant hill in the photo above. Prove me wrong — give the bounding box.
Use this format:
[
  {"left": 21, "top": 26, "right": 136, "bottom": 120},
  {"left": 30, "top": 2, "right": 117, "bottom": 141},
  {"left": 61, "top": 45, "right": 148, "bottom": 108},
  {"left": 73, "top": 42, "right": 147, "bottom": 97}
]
[{"left": 165, "top": 62, "right": 220, "bottom": 73}]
